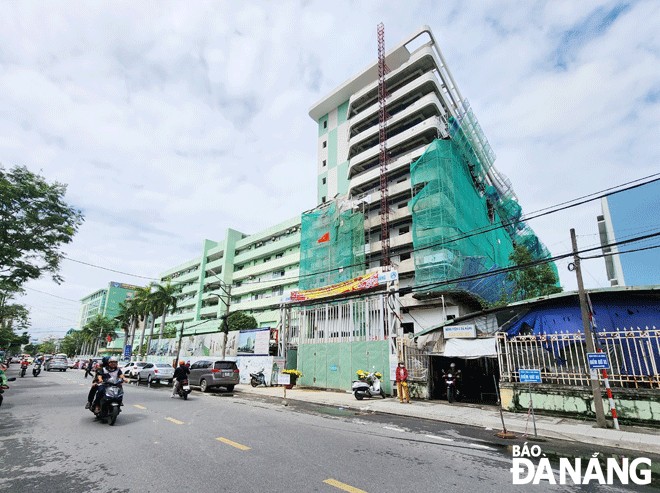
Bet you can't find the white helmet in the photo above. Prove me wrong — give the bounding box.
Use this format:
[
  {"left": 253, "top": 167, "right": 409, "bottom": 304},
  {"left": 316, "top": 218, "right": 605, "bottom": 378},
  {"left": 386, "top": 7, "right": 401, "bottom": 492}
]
[{"left": 109, "top": 357, "right": 118, "bottom": 363}]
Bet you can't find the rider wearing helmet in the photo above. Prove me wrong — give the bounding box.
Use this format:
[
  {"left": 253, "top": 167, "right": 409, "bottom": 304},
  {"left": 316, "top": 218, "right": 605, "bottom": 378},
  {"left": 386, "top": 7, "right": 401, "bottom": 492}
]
[
  {"left": 91, "top": 357, "right": 128, "bottom": 414},
  {"left": 171, "top": 360, "right": 190, "bottom": 397}
]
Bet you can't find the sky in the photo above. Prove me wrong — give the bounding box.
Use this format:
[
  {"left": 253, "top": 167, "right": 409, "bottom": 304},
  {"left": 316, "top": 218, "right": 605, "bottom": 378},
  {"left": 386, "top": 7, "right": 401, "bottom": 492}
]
[{"left": 1, "top": 1, "right": 659, "bottom": 339}]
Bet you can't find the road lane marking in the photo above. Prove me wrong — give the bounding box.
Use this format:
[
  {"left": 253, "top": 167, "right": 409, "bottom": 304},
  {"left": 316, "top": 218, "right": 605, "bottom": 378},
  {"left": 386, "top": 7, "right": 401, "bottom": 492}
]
[
  {"left": 425, "top": 434, "right": 454, "bottom": 442},
  {"left": 216, "top": 437, "right": 250, "bottom": 450},
  {"left": 383, "top": 426, "right": 405, "bottom": 432},
  {"left": 323, "top": 479, "right": 368, "bottom": 493},
  {"left": 134, "top": 405, "right": 147, "bottom": 409},
  {"left": 79, "top": 384, "right": 85, "bottom": 386},
  {"left": 166, "top": 417, "right": 184, "bottom": 425}
]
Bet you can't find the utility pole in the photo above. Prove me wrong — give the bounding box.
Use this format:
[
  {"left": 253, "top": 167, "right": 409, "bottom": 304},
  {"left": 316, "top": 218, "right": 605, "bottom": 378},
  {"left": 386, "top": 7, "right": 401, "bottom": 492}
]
[
  {"left": 174, "top": 321, "right": 185, "bottom": 365},
  {"left": 221, "top": 285, "right": 231, "bottom": 359},
  {"left": 570, "top": 228, "right": 608, "bottom": 428}
]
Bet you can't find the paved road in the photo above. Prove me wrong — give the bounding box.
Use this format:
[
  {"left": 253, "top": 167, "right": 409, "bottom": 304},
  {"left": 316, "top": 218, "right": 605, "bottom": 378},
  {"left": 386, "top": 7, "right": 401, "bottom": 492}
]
[{"left": 1, "top": 366, "right": 657, "bottom": 492}]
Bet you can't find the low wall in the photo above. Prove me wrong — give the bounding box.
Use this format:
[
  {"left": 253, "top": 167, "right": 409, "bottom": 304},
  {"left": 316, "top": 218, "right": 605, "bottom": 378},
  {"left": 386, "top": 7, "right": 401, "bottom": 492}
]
[{"left": 499, "top": 382, "right": 660, "bottom": 426}]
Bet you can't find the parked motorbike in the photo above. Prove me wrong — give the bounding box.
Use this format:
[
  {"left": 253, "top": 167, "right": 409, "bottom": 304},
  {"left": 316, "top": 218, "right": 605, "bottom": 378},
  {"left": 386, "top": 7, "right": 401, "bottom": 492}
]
[
  {"left": 250, "top": 368, "right": 268, "bottom": 387},
  {"left": 176, "top": 379, "right": 191, "bottom": 400},
  {"left": 352, "top": 370, "right": 386, "bottom": 400},
  {"left": 0, "top": 377, "right": 17, "bottom": 407},
  {"left": 90, "top": 376, "right": 124, "bottom": 425},
  {"left": 32, "top": 361, "right": 42, "bottom": 377}
]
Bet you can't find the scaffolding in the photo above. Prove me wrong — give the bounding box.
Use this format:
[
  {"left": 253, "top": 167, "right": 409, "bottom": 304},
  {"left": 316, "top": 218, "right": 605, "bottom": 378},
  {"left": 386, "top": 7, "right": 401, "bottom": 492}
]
[{"left": 298, "top": 202, "right": 366, "bottom": 291}]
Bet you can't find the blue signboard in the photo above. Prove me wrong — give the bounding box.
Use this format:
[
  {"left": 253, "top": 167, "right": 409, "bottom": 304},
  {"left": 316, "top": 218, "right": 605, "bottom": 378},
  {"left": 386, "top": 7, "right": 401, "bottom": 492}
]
[
  {"left": 587, "top": 353, "right": 610, "bottom": 370},
  {"left": 123, "top": 345, "right": 131, "bottom": 359},
  {"left": 519, "top": 369, "right": 542, "bottom": 383},
  {"left": 330, "top": 365, "right": 338, "bottom": 371}
]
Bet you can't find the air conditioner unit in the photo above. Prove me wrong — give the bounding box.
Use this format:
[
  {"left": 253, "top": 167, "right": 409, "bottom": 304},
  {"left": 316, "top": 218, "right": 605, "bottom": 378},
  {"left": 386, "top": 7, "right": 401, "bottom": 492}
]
[
  {"left": 248, "top": 276, "right": 254, "bottom": 280},
  {"left": 256, "top": 242, "right": 263, "bottom": 247}
]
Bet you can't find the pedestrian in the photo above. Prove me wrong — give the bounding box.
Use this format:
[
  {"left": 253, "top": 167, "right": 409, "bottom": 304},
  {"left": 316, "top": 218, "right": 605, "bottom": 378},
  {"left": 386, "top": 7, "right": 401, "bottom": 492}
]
[
  {"left": 396, "top": 360, "right": 410, "bottom": 404},
  {"left": 84, "top": 358, "right": 93, "bottom": 378}
]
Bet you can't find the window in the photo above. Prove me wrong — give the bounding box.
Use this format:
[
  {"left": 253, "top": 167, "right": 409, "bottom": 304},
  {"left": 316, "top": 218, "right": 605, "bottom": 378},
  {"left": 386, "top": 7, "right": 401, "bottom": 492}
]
[
  {"left": 399, "top": 226, "right": 409, "bottom": 235},
  {"left": 322, "top": 177, "right": 326, "bottom": 185},
  {"left": 400, "top": 252, "right": 411, "bottom": 261},
  {"left": 323, "top": 120, "right": 327, "bottom": 129},
  {"left": 275, "top": 253, "right": 283, "bottom": 259},
  {"left": 398, "top": 202, "right": 407, "bottom": 209},
  {"left": 322, "top": 141, "right": 327, "bottom": 148},
  {"left": 321, "top": 196, "right": 326, "bottom": 203},
  {"left": 264, "top": 257, "right": 271, "bottom": 263},
  {"left": 322, "top": 160, "right": 326, "bottom": 167}
]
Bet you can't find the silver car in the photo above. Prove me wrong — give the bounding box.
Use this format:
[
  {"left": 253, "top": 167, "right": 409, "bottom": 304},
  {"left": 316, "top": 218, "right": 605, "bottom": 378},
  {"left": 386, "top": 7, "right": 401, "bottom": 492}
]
[
  {"left": 45, "top": 356, "right": 68, "bottom": 372},
  {"left": 123, "top": 361, "right": 148, "bottom": 378},
  {"left": 188, "top": 360, "right": 239, "bottom": 392},
  {"left": 136, "top": 362, "right": 174, "bottom": 384}
]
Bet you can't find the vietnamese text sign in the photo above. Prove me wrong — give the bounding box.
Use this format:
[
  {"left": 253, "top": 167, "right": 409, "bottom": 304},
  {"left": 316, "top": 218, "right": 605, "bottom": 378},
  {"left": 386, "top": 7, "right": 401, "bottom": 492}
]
[
  {"left": 519, "top": 369, "right": 542, "bottom": 383},
  {"left": 587, "top": 353, "right": 610, "bottom": 370},
  {"left": 443, "top": 325, "right": 476, "bottom": 338},
  {"left": 123, "top": 345, "right": 131, "bottom": 358},
  {"left": 277, "top": 373, "right": 291, "bottom": 386},
  {"left": 290, "top": 272, "right": 379, "bottom": 302}
]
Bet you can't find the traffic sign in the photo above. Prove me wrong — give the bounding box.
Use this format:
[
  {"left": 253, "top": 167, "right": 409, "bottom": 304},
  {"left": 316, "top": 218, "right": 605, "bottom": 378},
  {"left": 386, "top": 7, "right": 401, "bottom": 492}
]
[
  {"left": 519, "top": 369, "right": 542, "bottom": 383},
  {"left": 123, "top": 345, "right": 131, "bottom": 358},
  {"left": 587, "top": 352, "right": 610, "bottom": 370}
]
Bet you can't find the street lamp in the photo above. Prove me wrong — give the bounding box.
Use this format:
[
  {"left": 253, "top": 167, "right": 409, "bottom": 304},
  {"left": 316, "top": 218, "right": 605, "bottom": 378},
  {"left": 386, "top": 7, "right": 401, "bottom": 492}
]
[{"left": 206, "top": 284, "right": 232, "bottom": 359}]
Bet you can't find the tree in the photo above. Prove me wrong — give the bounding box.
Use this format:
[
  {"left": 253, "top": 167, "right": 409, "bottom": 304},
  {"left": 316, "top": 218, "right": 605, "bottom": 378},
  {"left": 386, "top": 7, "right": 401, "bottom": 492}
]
[
  {"left": 0, "top": 165, "right": 84, "bottom": 292},
  {"left": 83, "top": 315, "right": 117, "bottom": 356},
  {"left": 0, "top": 328, "right": 28, "bottom": 354},
  {"left": 38, "top": 340, "right": 56, "bottom": 355},
  {"left": 506, "top": 245, "right": 563, "bottom": 301},
  {"left": 152, "top": 282, "right": 178, "bottom": 346},
  {"left": 227, "top": 312, "right": 258, "bottom": 332}
]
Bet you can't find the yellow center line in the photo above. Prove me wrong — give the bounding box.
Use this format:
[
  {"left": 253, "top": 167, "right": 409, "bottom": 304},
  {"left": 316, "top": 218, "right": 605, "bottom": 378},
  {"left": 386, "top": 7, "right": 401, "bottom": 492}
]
[
  {"left": 134, "top": 405, "right": 147, "bottom": 409},
  {"left": 216, "top": 437, "right": 250, "bottom": 450},
  {"left": 323, "top": 479, "right": 368, "bottom": 493},
  {"left": 166, "top": 417, "right": 184, "bottom": 425}
]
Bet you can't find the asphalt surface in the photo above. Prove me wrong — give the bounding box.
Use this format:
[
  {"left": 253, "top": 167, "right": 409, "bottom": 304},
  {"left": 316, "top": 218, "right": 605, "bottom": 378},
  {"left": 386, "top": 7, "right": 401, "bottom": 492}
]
[{"left": 1, "top": 366, "right": 658, "bottom": 492}]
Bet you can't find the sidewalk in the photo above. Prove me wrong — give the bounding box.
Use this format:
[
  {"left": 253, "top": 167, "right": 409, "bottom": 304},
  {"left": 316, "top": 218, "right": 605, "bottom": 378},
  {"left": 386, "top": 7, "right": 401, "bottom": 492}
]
[{"left": 236, "top": 384, "right": 660, "bottom": 455}]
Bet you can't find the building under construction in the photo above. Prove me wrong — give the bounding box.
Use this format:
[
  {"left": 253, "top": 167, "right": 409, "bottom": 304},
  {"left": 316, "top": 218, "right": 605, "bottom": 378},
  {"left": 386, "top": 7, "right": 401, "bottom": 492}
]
[{"left": 281, "top": 26, "right": 556, "bottom": 399}]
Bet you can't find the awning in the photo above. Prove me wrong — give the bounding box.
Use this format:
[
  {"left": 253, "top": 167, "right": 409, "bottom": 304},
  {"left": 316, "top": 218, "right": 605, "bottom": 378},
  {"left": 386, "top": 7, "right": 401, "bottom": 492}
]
[{"left": 443, "top": 337, "right": 496, "bottom": 359}]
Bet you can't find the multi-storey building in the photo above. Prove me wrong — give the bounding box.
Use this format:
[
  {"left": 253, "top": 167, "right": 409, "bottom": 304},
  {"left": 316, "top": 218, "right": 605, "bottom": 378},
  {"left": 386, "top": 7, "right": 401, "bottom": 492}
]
[
  {"left": 77, "top": 282, "right": 140, "bottom": 329},
  {"left": 154, "top": 216, "right": 301, "bottom": 334}
]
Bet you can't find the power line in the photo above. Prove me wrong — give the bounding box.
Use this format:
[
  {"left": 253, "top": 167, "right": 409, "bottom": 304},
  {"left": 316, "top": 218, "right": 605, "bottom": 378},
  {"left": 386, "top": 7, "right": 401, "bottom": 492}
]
[{"left": 24, "top": 287, "right": 81, "bottom": 303}]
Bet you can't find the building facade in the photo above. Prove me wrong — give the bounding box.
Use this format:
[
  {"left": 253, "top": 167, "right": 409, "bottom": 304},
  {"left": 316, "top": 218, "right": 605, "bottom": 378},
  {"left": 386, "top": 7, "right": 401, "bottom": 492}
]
[
  {"left": 77, "top": 281, "right": 139, "bottom": 329},
  {"left": 154, "top": 216, "right": 302, "bottom": 336}
]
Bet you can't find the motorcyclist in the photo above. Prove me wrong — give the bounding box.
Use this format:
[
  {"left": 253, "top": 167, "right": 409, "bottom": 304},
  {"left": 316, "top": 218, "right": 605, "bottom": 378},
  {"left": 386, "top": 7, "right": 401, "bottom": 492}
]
[
  {"left": 92, "top": 357, "right": 128, "bottom": 414},
  {"left": 171, "top": 360, "right": 190, "bottom": 398},
  {"left": 85, "top": 357, "right": 109, "bottom": 409},
  {"left": 20, "top": 359, "right": 29, "bottom": 370},
  {"left": 443, "top": 362, "right": 462, "bottom": 399}
]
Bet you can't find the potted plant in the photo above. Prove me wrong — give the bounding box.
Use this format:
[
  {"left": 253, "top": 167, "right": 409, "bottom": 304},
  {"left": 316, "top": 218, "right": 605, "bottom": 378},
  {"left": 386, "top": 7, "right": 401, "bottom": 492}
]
[{"left": 282, "top": 369, "right": 303, "bottom": 388}]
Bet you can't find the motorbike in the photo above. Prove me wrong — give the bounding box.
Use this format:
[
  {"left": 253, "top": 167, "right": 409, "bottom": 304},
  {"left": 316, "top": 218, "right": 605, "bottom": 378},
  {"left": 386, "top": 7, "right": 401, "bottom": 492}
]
[
  {"left": 250, "top": 368, "right": 268, "bottom": 387},
  {"left": 443, "top": 371, "right": 461, "bottom": 403},
  {"left": 90, "top": 376, "right": 124, "bottom": 426},
  {"left": 0, "top": 377, "right": 17, "bottom": 407},
  {"left": 32, "top": 362, "right": 42, "bottom": 377},
  {"left": 20, "top": 365, "right": 28, "bottom": 377},
  {"left": 176, "top": 378, "right": 192, "bottom": 400},
  {"left": 352, "top": 370, "right": 386, "bottom": 400}
]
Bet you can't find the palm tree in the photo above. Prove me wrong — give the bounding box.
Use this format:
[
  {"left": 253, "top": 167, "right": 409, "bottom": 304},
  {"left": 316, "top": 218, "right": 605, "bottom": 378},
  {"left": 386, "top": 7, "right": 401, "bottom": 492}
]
[
  {"left": 152, "top": 283, "right": 179, "bottom": 348},
  {"left": 144, "top": 289, "right": 163, "bottom": 356},
  {"left": 83, "top": 315, "right": 117, "bottom": 355},
  {"left": 115, "top": 301, "right": 137, "bottom": 358},
  {"left": 132, "top": 284, "right": 153, "bottom": 357}
]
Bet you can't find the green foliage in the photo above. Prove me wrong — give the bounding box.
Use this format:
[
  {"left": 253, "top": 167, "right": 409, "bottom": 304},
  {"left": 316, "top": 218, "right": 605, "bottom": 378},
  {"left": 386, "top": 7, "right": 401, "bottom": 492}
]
[
  {"left": 84, "top": 315, "right": 117, "bottom": 341},
  {"left": 38, "top": 340, "right": 56, "bottom": 354},
  {"left": 59, "top": 330, "right": 86, "bottom": 358},
  {"left": 506, "top": 245, "right": 563, "bottom": 302},
  {"left": 162, "top": 323, "right": 178, "bottom": 339},
  {"left": 227, "top": 311, "right": 257, "bottom": 332},
  {"left": 23, "top": 343, "right": 37, "bottom": 354},
  {"left": 0, "top": 327, "right": 29, "bottom": 353},
  {"left": 0, "top": 165, "right": 84, "bottom": 291}
]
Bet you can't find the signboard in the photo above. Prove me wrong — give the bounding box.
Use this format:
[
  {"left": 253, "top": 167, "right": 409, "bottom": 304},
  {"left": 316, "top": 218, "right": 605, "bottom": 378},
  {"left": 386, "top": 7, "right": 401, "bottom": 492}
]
[
  {"left": 111, "top": 282, "right": 139, "bottom": 290},
  {"left": 123, "top": 345, "right": 131, "bottom": 359},
  {"left": 519, "top": 369, "right": 542, "bottom": 383},
  {"left": 237, "top": 328, "right": 270, "bottom": 356},
  {"left": 290, "top": 272, "right": 379, "bottom": 302},
  {"left": 330, "top": 365, "right": 338, "bottom": 371},
  {"left": 443, "top": 325, "right": 476, "bottom": 339},
  {"left": 378, "top": 270, "right": 399, "bottom": 284},
  {"left": 277, "top": 373, "right": 291, "bottom": 386},
  {"left": 587, "top": 352, "right": 610, "bottom": 370}
]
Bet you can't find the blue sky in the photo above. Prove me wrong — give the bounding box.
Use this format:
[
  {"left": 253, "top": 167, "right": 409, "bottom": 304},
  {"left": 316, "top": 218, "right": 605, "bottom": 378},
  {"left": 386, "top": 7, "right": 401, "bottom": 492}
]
[{"left": 1, "top": 1, "right": 658, "bottom": 337}]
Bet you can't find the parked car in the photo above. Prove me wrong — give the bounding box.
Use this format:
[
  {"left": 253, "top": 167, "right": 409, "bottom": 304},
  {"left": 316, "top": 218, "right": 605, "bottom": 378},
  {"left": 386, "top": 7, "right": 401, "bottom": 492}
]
[
  {"left": 188, "top": 359, "right": 239, "bottom": 392},
  {"left": 68, "top": 359, "right": 77, "bottom": 369},
  {"left": 45, "top": 356, "right": 68, "bottom": 372},
  {"left": 136, "top": 363, "right": 174, "bottom": 384},
  {"left": 123, "top": 361, "right": 148, "bottom": 378}
]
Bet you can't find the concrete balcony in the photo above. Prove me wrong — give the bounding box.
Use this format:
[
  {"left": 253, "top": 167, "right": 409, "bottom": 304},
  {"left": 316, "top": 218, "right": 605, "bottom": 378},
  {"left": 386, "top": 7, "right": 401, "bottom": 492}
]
[
  {"left": 233, "top": 252, "right": 300, "bottom": 282},
  {"left": 234, "top": 233, "right": 300, "bottom": 265}
]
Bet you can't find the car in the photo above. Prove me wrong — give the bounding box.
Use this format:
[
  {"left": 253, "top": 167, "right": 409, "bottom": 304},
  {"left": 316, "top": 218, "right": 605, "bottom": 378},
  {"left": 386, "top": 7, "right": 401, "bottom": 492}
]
[
  {"left": 68, "top": 359, "right": 77, "bottom": 369},
  {"left": 188, "top": 359, "right": 239, "bottom": 392},
  {"left": 10, "top": 357, "right": 20, "bottom": 363},
  {"left": 118, "top": 361, "right": 134, "bottom": 375},
  {"left": 123, "top": 361, "right": 148, "bottom": 378},
  {"left": 136, "top": 363, "right": 174, "bottom": 384},
  {"left": 45, "top": 356, "right": 68, "bottom": 372}
]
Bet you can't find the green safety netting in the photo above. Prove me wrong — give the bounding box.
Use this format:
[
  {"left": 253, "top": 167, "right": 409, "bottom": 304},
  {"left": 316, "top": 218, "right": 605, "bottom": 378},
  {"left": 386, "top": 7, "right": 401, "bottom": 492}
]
[{"left": 299, "top": 202, "right": 366, "bottom": 291}]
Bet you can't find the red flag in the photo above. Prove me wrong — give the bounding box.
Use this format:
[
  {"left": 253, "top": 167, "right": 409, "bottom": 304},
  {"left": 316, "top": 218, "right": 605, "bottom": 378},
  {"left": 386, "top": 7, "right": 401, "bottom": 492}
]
[
  {"left": 317, "top": 232, "right": 330, "bottom": 243},
  {"left": 106, "top": 335, "right": 112, "bottom": 342}
]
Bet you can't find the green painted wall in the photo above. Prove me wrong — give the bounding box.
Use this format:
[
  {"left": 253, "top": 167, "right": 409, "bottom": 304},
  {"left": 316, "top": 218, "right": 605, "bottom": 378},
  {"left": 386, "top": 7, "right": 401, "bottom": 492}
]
[
  {"left": 337, "top": 100, "right": 349, "bottom": 125},
  {"left": 318, "top": 114, "right": 329, "bottom": 137},
  {"left": 327, "top": 129, "right": 338, "bottom": 169},
  {"left": 298, "top": 340, "right": 391, "bottom": 394}
]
